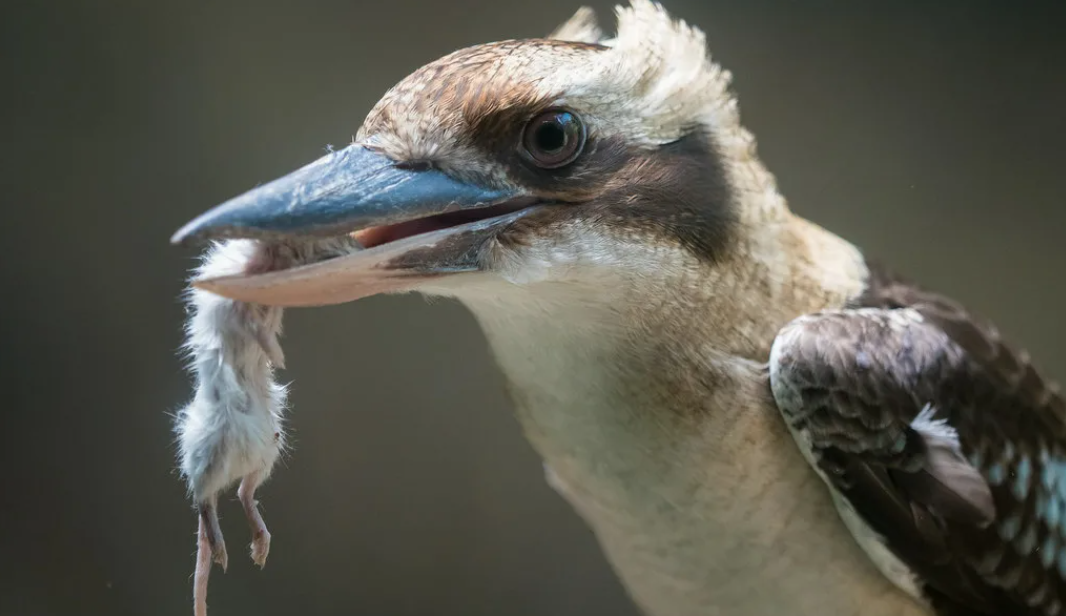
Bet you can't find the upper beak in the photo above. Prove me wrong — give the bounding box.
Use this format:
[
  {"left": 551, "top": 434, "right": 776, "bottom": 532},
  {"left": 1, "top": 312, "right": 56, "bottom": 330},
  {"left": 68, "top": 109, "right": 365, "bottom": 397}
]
[
  {"left": 171, "top": 144, "right": 514, "bottom": 245},
  {"left": 172, "top": 144, "right": 538, "bottom": 307}
]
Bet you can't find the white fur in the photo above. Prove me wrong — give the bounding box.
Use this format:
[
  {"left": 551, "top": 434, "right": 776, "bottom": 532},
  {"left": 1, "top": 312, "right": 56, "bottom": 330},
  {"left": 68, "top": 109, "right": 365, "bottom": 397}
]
[
  {"left": 176, "top": 240, "right": 289, "bottom": 503},
  {"left": 175, "top": 237, "right": 359, "bottom": 503}
]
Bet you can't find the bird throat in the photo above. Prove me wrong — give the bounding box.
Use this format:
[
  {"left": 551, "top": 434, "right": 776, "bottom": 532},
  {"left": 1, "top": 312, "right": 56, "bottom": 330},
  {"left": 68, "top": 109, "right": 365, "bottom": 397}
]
[{"left": 454, "top": 219, "right": 927, "bottom": 616}]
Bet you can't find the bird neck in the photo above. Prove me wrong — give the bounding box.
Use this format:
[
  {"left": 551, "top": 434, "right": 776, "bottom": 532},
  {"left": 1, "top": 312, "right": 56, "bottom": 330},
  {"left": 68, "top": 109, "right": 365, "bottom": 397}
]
[
  {"left": 461, "top": 212, "right": 868, "bottom": 483},
  {"left": 456, "top": 216, "right": 925, "bottom": 615}
]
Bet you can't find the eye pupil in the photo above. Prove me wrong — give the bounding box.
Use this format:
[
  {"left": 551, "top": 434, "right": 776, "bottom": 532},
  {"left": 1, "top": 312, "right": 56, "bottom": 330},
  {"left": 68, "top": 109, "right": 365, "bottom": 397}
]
[
  {"left": 522, "top": 109, "right": 585, "bottom": 168},
  {"left": 535, "top": 122, "right": 567, "bottom": 152}
]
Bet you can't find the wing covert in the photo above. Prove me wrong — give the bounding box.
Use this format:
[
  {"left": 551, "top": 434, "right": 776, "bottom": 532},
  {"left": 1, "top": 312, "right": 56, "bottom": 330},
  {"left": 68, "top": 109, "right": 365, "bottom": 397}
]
[{"left": 769, "top": 270, "right": 1066, "bottom": 615}]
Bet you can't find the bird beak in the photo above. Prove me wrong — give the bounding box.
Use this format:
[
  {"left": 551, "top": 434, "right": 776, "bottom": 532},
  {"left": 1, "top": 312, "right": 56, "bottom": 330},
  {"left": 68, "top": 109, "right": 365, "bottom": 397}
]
[{"left": 171, "top": 144, "right": 539, "bottom": 307}]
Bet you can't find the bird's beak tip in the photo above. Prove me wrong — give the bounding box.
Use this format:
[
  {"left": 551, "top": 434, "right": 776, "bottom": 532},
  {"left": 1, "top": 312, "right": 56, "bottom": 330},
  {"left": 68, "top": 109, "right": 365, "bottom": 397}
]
[
  {"left": 169, "top": 143, "right": 538, "bottom": 306},
  {"left": 170, "top": 225, "right": 195, "bottom": 247}
]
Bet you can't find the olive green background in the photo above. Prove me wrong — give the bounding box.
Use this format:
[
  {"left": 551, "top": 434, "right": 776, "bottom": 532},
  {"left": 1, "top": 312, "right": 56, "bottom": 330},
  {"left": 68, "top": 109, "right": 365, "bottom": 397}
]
[{"left": 2, "top": 1, "right": 1064, "bottom": 615}]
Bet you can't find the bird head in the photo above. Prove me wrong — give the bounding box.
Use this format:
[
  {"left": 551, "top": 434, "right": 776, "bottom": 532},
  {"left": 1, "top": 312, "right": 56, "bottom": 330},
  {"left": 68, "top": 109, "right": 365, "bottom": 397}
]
[{"left": 173, "top": 1, "right": 788, "bottom": 310}]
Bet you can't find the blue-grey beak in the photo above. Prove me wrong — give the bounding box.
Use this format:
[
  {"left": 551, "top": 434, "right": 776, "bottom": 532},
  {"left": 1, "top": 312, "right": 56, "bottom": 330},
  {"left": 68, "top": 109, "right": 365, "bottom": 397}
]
[
  {"left": 172, "top": 143, "right": 544, "bottom": 307},
  {"left": 172, "top": 144, "right": 513, "bottom": 245}
]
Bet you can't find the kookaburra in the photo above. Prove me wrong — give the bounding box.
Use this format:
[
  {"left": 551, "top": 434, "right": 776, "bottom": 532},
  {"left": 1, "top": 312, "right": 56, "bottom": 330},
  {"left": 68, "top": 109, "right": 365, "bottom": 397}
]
[{"left": 170, "top": 3, "right": 1066, "bottom": 615}]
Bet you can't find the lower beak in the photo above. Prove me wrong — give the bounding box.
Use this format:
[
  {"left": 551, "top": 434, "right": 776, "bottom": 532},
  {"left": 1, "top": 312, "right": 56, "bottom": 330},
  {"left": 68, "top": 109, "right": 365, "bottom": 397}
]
[{"left": 171, "top": 144, "right": 538, "bottom": 306}]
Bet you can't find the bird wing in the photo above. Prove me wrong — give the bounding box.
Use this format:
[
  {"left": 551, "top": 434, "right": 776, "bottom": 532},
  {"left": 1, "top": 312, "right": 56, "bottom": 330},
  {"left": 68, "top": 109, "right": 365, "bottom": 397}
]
[{"left": 768, "top": 264, "right": 1066, "bottom": 615}]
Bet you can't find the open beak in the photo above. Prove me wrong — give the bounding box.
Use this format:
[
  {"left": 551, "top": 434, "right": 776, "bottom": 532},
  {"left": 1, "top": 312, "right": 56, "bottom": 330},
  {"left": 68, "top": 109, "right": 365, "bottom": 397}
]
[{"left": 171, "top": 144, "right": 540, "bottom": 307}]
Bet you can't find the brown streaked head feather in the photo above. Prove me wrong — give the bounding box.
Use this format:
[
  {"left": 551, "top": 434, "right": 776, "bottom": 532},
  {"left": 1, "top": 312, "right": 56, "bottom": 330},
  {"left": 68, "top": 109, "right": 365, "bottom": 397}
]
[
  {"left": 356, "top": 1, "right": 742, "bottom": 162},
  {"left": 177, "top": 0, "right": 820, "bottom": 317},
  {"left": 349, "top": 0, "right": 792, "bottom": 273}
]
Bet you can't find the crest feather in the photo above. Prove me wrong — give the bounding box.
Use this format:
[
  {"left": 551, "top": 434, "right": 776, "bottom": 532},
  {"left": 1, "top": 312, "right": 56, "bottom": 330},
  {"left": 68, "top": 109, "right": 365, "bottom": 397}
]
[
  {"left": 590, "top": 0, "right": 738, "bottom": 145},
  {"left": 548, "top": 7, "right": 604, "bottom": 44},
  {"left": 606, "top": 1, "right": 785, "bottom": 221}
]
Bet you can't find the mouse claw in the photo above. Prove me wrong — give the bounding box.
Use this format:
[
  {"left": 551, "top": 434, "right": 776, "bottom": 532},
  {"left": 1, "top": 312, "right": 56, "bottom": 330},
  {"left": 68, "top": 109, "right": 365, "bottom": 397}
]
[
  {"left": 199, "top": 501, "right": 228, "bottom": 571},
  {"left": 238, "top": 473, "right": 272, "bottom": 568}
]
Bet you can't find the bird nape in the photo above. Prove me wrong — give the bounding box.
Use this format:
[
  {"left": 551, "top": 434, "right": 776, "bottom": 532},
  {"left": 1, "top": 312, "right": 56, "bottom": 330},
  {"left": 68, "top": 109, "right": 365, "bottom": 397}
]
[{"left": 170, "top": 2, "right": 1066, "bottom": 616}]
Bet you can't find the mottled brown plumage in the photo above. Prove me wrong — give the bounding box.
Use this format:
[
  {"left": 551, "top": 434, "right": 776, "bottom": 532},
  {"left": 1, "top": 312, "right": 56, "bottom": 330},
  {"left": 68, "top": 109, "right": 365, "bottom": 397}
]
[{"left": 771, "top": 265, "right": 1066, "bottom": 615}]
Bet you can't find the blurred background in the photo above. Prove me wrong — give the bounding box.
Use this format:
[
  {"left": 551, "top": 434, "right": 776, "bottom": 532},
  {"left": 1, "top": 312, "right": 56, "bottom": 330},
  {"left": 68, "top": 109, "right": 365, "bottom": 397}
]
[{"left": 2, "top": 1, "right": 1065, "bottom": 615}]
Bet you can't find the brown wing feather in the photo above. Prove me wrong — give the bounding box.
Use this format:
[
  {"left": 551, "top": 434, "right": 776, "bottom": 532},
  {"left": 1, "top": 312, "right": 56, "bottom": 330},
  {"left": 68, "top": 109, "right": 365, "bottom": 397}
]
[{"left": 770, "top": 263, "right": 1066, "bottom": 615}]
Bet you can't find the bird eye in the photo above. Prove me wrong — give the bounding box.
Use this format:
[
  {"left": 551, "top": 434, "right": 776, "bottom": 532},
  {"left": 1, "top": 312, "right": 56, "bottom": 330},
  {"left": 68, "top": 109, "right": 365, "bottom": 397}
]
[{"left": 521, "top": 109, "right": 585, "bottom": 168}]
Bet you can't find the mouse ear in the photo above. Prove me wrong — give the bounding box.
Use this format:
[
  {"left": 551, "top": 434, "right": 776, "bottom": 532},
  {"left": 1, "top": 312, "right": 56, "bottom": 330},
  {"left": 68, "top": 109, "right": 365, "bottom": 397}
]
[{"left": 547, "top": 7, "right": 604, "bottom": 44}]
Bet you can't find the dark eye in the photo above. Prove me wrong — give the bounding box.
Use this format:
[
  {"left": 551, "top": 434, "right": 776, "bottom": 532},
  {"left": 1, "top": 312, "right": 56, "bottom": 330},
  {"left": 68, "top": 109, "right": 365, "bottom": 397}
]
[{"left": 521, "top": 109, "right": 586, "bottom": 168}]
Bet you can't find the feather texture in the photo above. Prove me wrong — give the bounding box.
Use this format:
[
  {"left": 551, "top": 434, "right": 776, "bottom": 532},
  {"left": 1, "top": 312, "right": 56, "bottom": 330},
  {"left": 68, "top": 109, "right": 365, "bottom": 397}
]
[
  {"left": 548, "top": 6, "right": 604, "bottom": 44},
  {"left": 769, "top": 265, "right": 1066, "bottom": 615}
]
